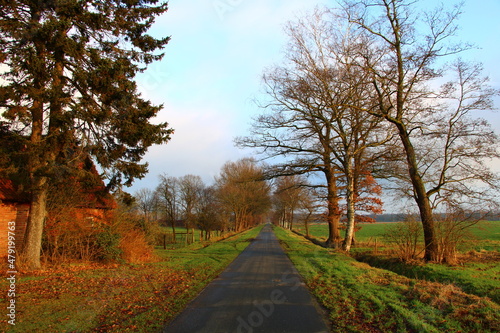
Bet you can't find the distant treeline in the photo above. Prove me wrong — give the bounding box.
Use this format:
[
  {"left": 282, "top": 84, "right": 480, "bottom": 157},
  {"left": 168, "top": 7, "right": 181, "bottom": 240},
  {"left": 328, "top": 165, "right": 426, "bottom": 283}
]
[
  {"left": 289, "top": 212, "right": 500, "bottom": 225},
  {"left": 372, "top": 214, "right": 406, "bottom": 222}
]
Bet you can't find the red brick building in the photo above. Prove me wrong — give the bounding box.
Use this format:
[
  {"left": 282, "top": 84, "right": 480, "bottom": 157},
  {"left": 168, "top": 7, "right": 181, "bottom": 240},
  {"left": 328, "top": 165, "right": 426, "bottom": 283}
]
[
  {"left": 0, "top": 170, "right": 116, "bottom": 258},
  {"left": 0, "top": 179, "right": 29, "bottom": 257}
]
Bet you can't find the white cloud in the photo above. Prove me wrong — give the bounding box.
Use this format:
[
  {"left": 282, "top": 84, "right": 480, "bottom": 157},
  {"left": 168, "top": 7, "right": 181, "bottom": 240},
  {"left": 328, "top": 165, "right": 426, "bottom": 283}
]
[{"left": 129, "top": 99, "right": 249, "bottom": 191}]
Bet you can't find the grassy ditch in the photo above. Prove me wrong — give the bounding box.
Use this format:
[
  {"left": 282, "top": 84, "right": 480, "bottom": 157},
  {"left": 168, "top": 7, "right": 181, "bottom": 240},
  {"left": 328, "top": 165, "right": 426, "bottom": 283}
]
[
  {"left": 0, "top": 225, "right": 263, "bottom": 332},
  {"left": 354, "top": 252, "right": 500, "bottom": 304},
  {"left": 274, "top": 227, "right": 500, "bottom": 333}
]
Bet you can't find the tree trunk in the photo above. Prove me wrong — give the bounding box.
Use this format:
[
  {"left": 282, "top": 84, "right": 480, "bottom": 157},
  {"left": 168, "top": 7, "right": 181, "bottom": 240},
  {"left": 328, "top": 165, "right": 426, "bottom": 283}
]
[
  {"left": 418, "top": 201, "right": 439, "bottom": 261},
  {"left": 21, "top": 22, "right": 50, "bottom": 270},
  {"left": 304, "top": 211, "right": 311, "bottom": 238},
  {"left": 21, "top": 176, "right": 48, "bottom": 270},
  {"left": 389, "top": 12, "right": 439, "bottom": 261},
  {"left": 22, "top": 82, "right": 48, "bottom": 270},
  {"left": 22, "top": 39, "right": 66, "bottom": 270},
  {"left": 324, "top": 168, "right": 341, "bottom": 248},
  {"left": 397, "top": 128, "right": 439, "bottom": 261},
  {"left": 170, "top": 219, "right": 177, "bottom": 244},
  {"left": 342, "top": 162, "right": 356, "bottom": 251},
  {"left": 235, "top": 209, "right": 245, "bottom": 232}
]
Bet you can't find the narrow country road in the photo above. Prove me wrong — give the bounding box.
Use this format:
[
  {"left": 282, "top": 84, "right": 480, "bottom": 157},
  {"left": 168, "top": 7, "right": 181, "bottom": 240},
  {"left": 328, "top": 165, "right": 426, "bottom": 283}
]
[{"left": 163, "top": 224, "right": 330, "bottom": 333}]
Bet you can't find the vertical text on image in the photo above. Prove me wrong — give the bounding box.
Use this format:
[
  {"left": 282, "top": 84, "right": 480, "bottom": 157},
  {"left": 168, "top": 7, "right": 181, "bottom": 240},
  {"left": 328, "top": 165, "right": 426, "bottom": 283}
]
[{"left": 6, "top": 221, "right": 17, "bottom": 325}]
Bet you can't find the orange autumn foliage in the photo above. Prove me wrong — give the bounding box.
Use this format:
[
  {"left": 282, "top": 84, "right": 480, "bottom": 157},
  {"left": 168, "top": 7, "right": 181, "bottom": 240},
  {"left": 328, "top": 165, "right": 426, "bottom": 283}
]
[{"left": 118, "top": 229, "right": 156, "bottom": 264}]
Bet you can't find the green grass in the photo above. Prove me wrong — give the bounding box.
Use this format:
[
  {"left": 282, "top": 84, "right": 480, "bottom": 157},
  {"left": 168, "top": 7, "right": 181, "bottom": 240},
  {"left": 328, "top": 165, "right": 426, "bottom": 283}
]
[
  {"left": 0, "top": 225, "right": 263, "bottom": 332},
  {"left": 355, "top": 254, "right": 500, "bottom": 304},
  {"left": 294, "top": 220, "right": 500, "bottom": 250},
  {"left": 294, "top": 221, "right": 500, "bottom": 305},
  {"left": 294, "top": 222, "right": 396, "bottom": 249},
  {"left": 275, "top": 226, "right": 500, "bottom": 333},
  {"left": 469, "top": 221, "right": 500, "bottom": 240},
  {"left": 466, "top": 221, "right": 500, "bottom": 251},
  {"left": 156, "top": 226, "right": 204, "bottom": 249}
]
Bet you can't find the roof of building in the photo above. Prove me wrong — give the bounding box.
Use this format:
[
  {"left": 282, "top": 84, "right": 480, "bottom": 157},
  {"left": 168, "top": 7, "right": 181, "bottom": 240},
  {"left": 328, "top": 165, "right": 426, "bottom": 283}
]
[{"left": 0, "top": 178, "right": 29, "bottom": 203}]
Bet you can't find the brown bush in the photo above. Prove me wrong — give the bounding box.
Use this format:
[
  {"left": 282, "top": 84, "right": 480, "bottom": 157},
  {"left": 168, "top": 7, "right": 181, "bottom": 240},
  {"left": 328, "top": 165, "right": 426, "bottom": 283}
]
[
  {"left": 118, "top": 229, "right": 156, "bottom": 264},
  {"left": 434, "top": 211, "right": 477, "bottom": 265},
  {"left": 43, "top": 211, "right": 105, "bottom": 263}
]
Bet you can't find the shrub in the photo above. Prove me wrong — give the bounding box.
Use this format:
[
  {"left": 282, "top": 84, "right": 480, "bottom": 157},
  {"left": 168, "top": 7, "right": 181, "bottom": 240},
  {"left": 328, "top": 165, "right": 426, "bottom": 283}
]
[
  {"left": 118, "top": 229, "right": 155, "bottom": 264},
  {"left": 383, "top": 214, "right": 423, "bottom": 262},
  {"left": 95, "top": 227, "right": 123, "bottom": 262},
  {"left": 42, "top": 191, "right": 158, "bottom": 265},
  {"left": 434, "top": 210, "right": 477, "bottom": 265},
  {"left": 43, "top": 211, "right": 105, "bottom": 262},
  {"left": 112, "top": 205, "right": 157, "bottom": 263}
]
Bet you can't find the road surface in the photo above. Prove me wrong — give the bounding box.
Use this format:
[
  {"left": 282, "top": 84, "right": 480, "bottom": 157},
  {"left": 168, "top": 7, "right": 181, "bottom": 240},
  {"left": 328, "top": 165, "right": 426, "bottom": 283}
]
[{"left": 163, "top": 224, "right": 330, "bottom": 333}]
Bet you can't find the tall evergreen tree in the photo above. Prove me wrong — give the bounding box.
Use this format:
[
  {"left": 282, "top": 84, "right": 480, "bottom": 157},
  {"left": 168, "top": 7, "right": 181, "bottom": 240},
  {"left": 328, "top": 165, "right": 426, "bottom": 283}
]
[{"left": 0, "top": 0, "right": 173, "bottom": 269}]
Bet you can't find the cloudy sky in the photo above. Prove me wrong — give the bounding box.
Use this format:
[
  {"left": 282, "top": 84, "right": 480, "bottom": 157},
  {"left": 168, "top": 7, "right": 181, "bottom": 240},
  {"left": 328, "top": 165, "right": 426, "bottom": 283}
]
[{"left": 130, "top": 0, "right": 500, "bottom": 193}]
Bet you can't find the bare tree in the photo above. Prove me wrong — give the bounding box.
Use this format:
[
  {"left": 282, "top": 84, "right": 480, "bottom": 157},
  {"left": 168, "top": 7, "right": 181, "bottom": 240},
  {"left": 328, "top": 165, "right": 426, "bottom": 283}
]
[
  {"left": 342, "top": 0, "right": 500, "bottom": 261},
  {"left": 273, "top": 175, "right": 307, "bottom": 230},
  {"left": 237, "top": 8, "right": 387, "bottom": 249},
  {"left": 297, "top": 187, "right": 323, "bottom": 238},
  {"left": 134, "top": 188, "right": 161, "bottom": 243},
  {"left": 134, "top": 188, "right": 157, "bottom": 224},
  {"left": 216, "top": 158, "right": 271, "bottom": 231},
  {"left": 196, "top": 186, "right": 225, "bottom": 240},
  {"left": 156, "top": 174, "right": 180, "bottom": 242},
  {"left": 178, "top": 175, "right": 204, "bottom": 240}
]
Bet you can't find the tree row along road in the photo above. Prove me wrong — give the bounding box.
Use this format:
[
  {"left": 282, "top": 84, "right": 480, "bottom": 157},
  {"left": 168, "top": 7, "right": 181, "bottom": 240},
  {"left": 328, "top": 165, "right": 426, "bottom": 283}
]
[{"left": 163, "top": 224, "right": 330, "bottom": 333}]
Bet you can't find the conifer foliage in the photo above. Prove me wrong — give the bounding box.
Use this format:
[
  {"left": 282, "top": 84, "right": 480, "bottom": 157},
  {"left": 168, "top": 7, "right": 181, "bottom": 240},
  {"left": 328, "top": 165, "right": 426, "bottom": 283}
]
[{"left": 0, "top": 0, "right": 173, "bottom": 269}]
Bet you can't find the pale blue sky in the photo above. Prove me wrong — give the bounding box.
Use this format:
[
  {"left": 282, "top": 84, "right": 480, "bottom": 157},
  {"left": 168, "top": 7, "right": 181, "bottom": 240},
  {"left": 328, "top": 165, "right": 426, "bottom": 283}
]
[{"left": 131, "top": 0, "right": 500, "bottom": 193}]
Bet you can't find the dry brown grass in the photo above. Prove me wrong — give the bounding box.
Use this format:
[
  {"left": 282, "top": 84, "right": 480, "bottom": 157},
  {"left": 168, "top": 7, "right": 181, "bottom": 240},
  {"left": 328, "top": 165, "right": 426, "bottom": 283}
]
[{"left": 118, "top": 229, "right": 157, "bottom": 264}]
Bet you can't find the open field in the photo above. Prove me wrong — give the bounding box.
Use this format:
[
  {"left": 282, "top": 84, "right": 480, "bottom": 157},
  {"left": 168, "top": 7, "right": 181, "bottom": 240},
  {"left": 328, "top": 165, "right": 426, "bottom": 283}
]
[
  {"left": 292, "top": 221, "right": 500, "bottom": 304},
  {"left": 275, "top": 226, "right": 500, "bottom": 332},
  {"left": 293, "top": 220, "right": 500, "bottom": 251},
  {"left": 0, "top": 225, "right": 263, "bottom": 332}
]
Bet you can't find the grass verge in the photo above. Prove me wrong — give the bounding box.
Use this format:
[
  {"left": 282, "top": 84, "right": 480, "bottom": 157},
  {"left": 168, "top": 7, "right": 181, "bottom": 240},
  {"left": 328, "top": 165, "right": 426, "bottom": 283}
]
[
  {"left": 274, "top": 226, "right": 500, "bottom": 333},
  {"left": 354, "top": 252, "right": 500, "bottom": 304},
  {"left": 0, "top": 225, "right": 263, "bottom": 332}
]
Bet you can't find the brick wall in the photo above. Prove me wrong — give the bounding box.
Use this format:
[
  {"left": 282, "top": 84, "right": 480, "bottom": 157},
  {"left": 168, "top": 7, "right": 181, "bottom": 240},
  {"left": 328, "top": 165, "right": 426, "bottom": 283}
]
[{"left": 0, "top": 202, "right": 30, "bottom": 257}]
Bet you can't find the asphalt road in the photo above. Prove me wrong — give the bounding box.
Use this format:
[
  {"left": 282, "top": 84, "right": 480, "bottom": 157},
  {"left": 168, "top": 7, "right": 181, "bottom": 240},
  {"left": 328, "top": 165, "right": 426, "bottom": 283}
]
[{"left": 163, "top": 224, "right": 330, "bottom": 333}]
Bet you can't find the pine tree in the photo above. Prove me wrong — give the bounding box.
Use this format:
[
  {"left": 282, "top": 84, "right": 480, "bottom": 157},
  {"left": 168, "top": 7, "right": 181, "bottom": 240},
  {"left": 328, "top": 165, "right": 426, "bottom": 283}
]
[{"left": 0, "top": 0, "right": 173, "bottom": 269}]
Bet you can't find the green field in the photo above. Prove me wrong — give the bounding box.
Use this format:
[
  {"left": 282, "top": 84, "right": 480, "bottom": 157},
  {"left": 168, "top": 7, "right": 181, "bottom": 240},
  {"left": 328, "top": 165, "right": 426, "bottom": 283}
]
[
  {"left": 294, "top": 222, "right": 391, "bottom": 241},
  {"left": 292, "top": 221, "right": 500, "bottom": 307},
  {"left": 0, "top": 226, "right": 263, "bottom": 332},
  {"left": 293, "top": 220, "right": 500, "bottom": 251},
  {"left": 275, "top": 226, "right": 500, "bottom": 332}
]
